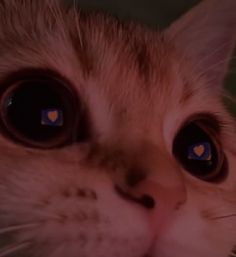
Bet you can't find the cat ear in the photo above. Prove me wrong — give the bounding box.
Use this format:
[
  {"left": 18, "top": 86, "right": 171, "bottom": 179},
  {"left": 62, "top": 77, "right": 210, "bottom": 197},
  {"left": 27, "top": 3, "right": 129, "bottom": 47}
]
[{"left": 165, "top": 0, "right": 236, "bottom": 87}]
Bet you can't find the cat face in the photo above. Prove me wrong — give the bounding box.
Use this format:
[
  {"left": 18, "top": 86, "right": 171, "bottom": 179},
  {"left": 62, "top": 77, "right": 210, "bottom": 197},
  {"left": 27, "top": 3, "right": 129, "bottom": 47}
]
[{"left": 0, "top": 1, "right": 235, "bottom": 257}]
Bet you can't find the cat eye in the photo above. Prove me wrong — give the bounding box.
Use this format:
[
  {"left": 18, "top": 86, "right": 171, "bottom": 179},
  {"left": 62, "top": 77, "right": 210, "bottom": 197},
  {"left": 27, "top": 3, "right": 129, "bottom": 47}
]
[
  {"left": 0, "top": 73, "right": 81, "bottom": 148},
  {"left": 172, "top": 118, "right": 226, "bottom": 182}
]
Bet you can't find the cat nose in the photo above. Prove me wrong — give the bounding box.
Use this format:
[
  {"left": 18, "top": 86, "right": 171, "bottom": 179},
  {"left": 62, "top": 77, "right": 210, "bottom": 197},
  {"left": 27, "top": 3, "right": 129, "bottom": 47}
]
[
  {"left": 114, "top": 145, "right": 186, "bottom": 213},
  {"left": 115, "top": 174, "right": 186, "bottom": 211},
  {"left": 125, "top": 177, "right": 186, "bottom": 232}
]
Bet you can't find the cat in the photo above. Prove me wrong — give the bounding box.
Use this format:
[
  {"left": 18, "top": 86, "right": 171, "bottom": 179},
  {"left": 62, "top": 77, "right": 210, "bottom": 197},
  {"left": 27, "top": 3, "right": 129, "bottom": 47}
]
[{"left": 0, "top": 0, "right": 235, "bottom": 257}]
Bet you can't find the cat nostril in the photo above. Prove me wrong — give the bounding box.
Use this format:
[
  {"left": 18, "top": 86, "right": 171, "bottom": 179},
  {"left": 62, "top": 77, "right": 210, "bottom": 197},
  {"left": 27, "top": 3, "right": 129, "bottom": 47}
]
[
  {"left": 115, "top": 185, "right": 155, "bottom": 209},
  {"left": 139, "top": 194, "right": 155, "bottom": 209},
  {"left": 122, "top": 168, "right": 155, "bottom": 208}
]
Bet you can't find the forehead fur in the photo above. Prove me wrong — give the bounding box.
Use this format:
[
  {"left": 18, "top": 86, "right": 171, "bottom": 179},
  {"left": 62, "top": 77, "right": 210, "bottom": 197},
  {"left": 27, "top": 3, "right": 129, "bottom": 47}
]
[
  {"left": 0, "top": 0, "right": 188, "bottom": 101},
  {"left": 0, "top": 0, "right": 232, "bottom": 144}
]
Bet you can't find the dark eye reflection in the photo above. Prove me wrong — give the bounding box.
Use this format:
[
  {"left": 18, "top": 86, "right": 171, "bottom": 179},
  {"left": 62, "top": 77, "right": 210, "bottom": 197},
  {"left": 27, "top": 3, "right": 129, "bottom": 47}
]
[
  {"left": 172, "top": 119, "right": 227, "bottom": 182},
  {"left": 0, "top": 70, "right": 89, "bottom": 148}
]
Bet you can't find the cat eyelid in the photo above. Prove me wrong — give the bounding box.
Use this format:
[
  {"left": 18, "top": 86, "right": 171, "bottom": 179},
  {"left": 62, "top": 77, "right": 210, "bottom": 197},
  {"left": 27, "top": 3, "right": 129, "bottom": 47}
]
[
  {"left": 177, "top": 113, "right": 222, "bottom": 137},
  {"left": 0, "top": 68, "right": 77, "bottom": 95}
]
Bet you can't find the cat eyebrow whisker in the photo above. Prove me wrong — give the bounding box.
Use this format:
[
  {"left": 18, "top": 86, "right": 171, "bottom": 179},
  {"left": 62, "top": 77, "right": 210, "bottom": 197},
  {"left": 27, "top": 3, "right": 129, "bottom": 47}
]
[
  {"left": 210, "top": 213, "right": 236, "bottom": 220},
  {"left": 195, "top": 56, "right": 236, "bottom": 82},
  {"left": 0, "top": 222, "right": 40, "bottom": 235},
  {"left": 177, "top": 41, "right": 235, "bottom": 77},
  {"left": 0, "top": 241, "right": 30, "bottom": 257},
  {"left": 194, "top": 40, "right": 235, "bottom": 72},
  {"left": 72, "top": 2, "right": 83, "bottom": 49}
]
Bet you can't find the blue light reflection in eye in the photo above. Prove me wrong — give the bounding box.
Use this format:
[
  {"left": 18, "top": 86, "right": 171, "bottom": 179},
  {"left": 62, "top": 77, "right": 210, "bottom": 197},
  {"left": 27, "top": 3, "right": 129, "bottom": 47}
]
[
  {"left": 41, "top": 109, "right": 63, "bottom": 127},
  {"left": 188, "top": 142, "right": 212, "bottom": 161}
]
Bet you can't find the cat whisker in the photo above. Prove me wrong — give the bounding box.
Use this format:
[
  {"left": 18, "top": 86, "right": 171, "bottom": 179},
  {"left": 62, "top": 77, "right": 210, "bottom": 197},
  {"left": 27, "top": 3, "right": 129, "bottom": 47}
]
[
  {"left": 26, "top": 210, "right": 63, "bottom": 221},
  {"left": 195, "top": 56, "right": 236, "bottom": 81},
  {"left": 223, "top": 91, "right": 236, "bottom": 104},
  {"left": 0, "top": 241, "right": 30, "bottom": 257},
  {"left": 3, "top": 202, "right": 62, "bottom": 221},
  {"left": 178, "top": 39, "right": 236, "bottom": 76},
  {"left": 195, "top": 41, "right": 235, "bottom": 70},
  {"left": 210, "top": 213, "right": 236, "bottom": 220},
  {"left": 0, "top": 222, "right": 39, "bottom": 235}
]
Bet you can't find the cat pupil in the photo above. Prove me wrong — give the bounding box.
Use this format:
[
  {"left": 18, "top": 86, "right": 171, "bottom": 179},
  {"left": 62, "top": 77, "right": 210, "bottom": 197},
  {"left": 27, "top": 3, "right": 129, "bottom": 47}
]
[{"left": 172, "top": 121, "right": 226, "bottom": 182}]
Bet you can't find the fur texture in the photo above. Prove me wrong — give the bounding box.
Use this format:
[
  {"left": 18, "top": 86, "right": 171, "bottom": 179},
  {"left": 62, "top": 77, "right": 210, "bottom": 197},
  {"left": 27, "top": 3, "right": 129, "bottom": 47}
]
[{"left": 0, "top": 0, "right": 235, "bottom": 257}]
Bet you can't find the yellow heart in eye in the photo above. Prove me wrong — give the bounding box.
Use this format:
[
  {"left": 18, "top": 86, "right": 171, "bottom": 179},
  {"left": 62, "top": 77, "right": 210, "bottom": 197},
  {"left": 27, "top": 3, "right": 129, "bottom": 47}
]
[
  {"left": 193, "top": 145, "right": 205, "bottom": 157},
  {"left": 48, "top": 111, "right": 59, "bottom": 122}
]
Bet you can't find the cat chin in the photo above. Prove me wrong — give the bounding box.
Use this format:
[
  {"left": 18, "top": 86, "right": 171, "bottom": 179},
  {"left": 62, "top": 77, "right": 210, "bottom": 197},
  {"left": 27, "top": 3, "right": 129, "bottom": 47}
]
[{"left": 144, "top": 238, "right": 226, "bottom": 257}]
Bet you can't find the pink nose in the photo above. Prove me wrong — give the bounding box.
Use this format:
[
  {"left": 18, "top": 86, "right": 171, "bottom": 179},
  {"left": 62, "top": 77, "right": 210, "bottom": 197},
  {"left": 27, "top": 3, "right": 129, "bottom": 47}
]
[{"left": 132, "top": 179, "right": 187, "bottom": 235}]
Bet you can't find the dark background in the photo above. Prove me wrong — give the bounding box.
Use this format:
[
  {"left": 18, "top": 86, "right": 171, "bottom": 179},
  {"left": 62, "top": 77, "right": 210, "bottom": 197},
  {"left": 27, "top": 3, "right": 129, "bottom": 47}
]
[
  {"left": 68, "top": 0, "right": 236, "bottom": 112},
  {"left": 70, "top": 0, "right": 200, "bottom": 28}
]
